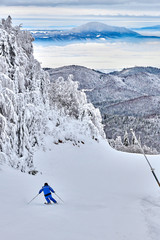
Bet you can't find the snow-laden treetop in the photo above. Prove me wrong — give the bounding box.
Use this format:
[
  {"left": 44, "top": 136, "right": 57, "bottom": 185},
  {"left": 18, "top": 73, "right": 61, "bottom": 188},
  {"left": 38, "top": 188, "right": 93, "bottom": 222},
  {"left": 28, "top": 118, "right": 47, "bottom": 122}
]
[{"left": 0, "top": 16, "right": 50, "bottom": 171}]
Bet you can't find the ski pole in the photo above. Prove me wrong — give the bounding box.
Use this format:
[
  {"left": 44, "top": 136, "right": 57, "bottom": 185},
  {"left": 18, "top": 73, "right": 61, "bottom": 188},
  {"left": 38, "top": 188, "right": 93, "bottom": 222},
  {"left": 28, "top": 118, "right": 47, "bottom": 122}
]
[
  {"left": 28, "top": 193, "right": 39, "bottom": 204},
  {"left": 130, "top": 129, "right": 160, "bottom": 187},
  {"left": 54, "top": 192, "right": 64, "bottom": 203}
]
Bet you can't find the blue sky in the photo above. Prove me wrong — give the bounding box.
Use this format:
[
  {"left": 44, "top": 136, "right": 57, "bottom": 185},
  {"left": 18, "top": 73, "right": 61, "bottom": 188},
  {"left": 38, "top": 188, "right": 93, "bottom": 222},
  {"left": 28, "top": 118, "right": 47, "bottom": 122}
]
[{"left": 0, "top": 0, "right": 160, "bottom": 29}]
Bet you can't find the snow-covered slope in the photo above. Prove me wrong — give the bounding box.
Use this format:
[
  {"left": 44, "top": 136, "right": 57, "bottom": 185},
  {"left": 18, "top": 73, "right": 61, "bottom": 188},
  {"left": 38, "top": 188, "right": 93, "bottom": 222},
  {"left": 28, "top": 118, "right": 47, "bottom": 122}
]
[
  {"left": 46, "top": 66, "right": 160, "bottom": 110},
  {"left": 104, "top": 96, "right": 160, "bottom": 117},
  {"left": 1, "top": 137, "right": 160, "bottom": 240}
]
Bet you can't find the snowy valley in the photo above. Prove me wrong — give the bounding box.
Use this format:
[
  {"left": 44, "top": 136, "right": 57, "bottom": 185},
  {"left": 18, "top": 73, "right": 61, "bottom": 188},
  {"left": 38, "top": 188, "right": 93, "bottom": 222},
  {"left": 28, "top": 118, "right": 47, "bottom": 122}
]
[
  {"left": 46, "top": 65, "right": 160, "bottom": 154},
  {"left": 1, "top": 17, "right": 160, "bottom": 240}
]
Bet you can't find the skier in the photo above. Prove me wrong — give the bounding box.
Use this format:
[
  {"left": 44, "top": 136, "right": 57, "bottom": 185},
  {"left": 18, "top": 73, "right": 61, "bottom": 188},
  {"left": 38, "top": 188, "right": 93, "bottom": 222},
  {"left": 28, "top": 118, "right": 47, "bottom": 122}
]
[{"left": 39, "top": 183, "right": 57, "bottom": 204}]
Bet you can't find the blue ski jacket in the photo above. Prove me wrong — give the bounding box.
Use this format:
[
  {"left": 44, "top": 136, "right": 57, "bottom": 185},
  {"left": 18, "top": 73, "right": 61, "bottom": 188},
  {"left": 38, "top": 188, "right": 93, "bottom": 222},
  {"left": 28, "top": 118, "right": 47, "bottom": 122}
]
[{"left": 39, "top": 185, "right": 55, "bottom": 196}]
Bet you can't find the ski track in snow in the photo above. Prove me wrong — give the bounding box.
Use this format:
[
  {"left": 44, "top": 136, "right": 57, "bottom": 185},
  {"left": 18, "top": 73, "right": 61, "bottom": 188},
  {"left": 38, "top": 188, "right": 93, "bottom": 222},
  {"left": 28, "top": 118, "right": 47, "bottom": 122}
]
[{"left": 1, "top": 138, "right": 160, "bottom": 240}]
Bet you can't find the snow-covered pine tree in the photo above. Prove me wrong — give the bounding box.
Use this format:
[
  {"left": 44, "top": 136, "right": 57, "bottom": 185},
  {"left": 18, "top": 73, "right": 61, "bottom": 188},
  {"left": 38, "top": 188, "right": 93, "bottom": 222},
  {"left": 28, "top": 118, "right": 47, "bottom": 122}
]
[
  {"left": 49, "top": 75, "right": 105, "bottom": 139},
  {"left": 0, "top": 17, "right": 50, "bottom": 171},
  {"left": 123, "top": 130, "right": 129, "bottom": 146}
]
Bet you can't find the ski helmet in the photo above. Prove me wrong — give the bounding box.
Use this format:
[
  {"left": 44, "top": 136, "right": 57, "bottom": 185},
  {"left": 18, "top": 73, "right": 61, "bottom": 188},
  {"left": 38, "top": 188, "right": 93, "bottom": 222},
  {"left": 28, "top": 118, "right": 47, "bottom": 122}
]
[{"left": 44, "top": 183, "right": 48, "bottom": 186}]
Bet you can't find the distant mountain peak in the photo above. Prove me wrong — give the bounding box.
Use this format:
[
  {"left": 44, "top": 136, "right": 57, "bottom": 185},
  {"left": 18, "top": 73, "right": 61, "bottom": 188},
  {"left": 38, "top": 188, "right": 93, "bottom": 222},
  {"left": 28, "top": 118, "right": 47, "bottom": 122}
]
[
  {"left": 32, "top": 21, "right": 142, "bottom": 42},
  {"left": 70, "top": 22, "right": 138, "bottom": 34},
  {"left": 112, "top": 66, "right": 160, "bottom": 76}
]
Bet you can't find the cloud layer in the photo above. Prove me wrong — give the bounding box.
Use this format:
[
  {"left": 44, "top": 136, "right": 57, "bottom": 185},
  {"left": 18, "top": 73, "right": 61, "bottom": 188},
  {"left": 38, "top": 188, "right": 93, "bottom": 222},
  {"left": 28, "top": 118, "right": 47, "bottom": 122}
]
[
  {"left": 0, "top": 0, "right": 160, "bottom": 6},
  {"left": 33, "top": 40, "right": 160, "bottom": 69}
]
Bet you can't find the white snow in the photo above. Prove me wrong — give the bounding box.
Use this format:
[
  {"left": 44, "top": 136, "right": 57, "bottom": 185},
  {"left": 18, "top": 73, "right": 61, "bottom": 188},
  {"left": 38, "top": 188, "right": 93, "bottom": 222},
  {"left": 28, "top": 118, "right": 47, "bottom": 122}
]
[
  {"left": 1, "top": 16, "right": 160, "bottom": 240},
  {"left": 1, "top": 137, "right": 160, "bottom": 240}
]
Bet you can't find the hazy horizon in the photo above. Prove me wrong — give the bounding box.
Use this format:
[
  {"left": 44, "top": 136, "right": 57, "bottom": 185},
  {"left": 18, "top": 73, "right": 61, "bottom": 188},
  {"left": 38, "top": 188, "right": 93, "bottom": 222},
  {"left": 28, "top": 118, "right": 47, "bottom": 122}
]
[
  {"left": 11, "top": 16, "right": 160, "bottom": 31},
  {"left": 1, "top": 1, "right": 159, "bottom": 70}
]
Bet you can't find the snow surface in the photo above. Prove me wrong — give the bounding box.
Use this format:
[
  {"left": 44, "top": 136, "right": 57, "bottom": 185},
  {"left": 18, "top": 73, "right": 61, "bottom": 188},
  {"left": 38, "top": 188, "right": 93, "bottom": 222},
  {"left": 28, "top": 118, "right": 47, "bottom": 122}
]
[{"left": 1, "top": 137, "right": 160, "bottom": 240}]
